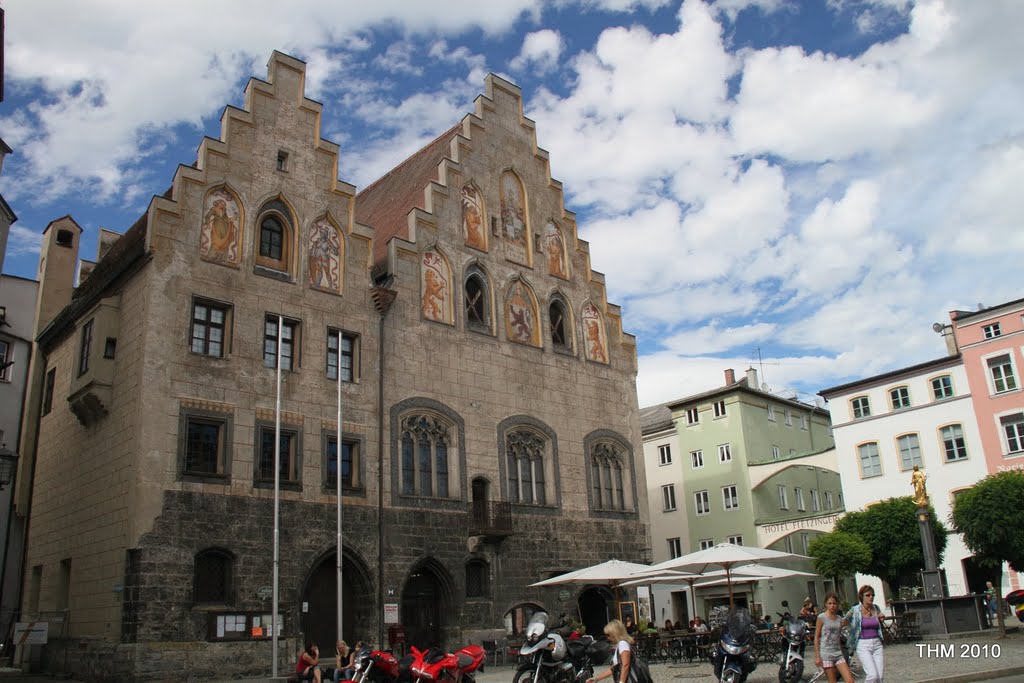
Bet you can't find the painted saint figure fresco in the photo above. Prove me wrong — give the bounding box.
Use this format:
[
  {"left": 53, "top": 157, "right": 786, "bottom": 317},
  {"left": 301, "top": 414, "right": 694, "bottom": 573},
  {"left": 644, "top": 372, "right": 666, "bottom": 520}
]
[
  {"left": 421, "top": 250, "right": 452, "bottom": 323},
  {"left": 544, "top": 221, "right": 567, "bottom": 278},
  {"left": 307, "top": 217, "right": 342, "bottom": 293},
  {"left": 200, "top": 187, "right": 242, "bottom": 265},
  {"left": 462, "top": 183, "right": 487, "bottom": 251},
  {"left": 582, "top": 303, "right": 608, "bottom": 363},
  {"left": 499, "top": 170, "right": 529, "bottom": 264},
  {"left": 505, "top": 280, "right": 540, "bottom": 347}
]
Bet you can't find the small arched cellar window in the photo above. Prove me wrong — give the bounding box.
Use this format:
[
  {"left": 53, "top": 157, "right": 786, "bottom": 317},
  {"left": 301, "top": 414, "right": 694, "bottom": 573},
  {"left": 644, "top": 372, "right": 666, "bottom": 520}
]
[
  {"left": 466, "top": 559, "right": 490, "bottom": 598},
  {"left": 194, "top": 548, "right": 233, "bottom": 604},
  {"left": 464, "top": 266, "right": 492, "bottom": 334}
]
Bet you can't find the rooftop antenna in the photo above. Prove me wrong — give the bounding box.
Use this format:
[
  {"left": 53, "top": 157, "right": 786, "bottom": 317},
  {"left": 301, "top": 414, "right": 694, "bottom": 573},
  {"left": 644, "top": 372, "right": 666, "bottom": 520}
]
[{"left": 756, "top": 347, "right": 765, "bottom": 385}]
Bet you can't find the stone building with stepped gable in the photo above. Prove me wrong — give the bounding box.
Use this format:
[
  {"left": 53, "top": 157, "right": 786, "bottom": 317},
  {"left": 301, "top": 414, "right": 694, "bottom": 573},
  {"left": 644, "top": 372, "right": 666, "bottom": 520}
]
[{"left": 14, "top": 52, "right": 649, "bottom": 679}]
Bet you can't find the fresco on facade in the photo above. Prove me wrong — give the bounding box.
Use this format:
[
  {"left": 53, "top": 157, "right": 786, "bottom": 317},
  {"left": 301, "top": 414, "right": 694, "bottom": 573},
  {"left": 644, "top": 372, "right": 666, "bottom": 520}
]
[
  {"left": 421, "top": 250, "right": 452, "bottom": 323},
  {"left": 499, "top": 170, "right": 529, "bottom": 264},
  {"left": 544, "top": 220, "right": 567, "bottom": 278},
  {"left": 505, "top": 280, "right": 541, "bottom": 347},
  {"left": 307, "top": 216, "right": 343, "bottom": 293},
  {"left": 462, "top": 183, "right": 487, "bottom": 252},
  {"left": 582, "top": 303, "right": 608, "bottom": 363},
  {"left": 200, "top": 186, "right": 242, "bottom": 265}
]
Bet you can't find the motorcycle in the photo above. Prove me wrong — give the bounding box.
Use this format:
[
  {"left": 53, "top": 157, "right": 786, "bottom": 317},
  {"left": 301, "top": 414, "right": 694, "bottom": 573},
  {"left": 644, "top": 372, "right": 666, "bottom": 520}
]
[
  {"left": 777, "top": 615, "right": 808, "bottom": 683},
  {"left": 351, "top": 644, "right": 410, "bottom": 683},
  {"left": 513, "top": 612, "right": 575, "bottom": 683},
  {"left": 711, "top": 607, "right": 758, "bottom": 683},
  {"left": 565, "top": 635, "right": 612, "bottom": 683},
  {"left": 408, "top": 644, "right": 486, "bottom": 683}
]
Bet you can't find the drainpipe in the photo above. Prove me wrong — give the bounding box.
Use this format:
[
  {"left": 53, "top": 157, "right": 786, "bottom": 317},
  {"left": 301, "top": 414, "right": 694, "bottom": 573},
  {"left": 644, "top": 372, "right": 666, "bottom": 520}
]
[{"left": 371, "top": 281, "right": 396, "bottom": 649}]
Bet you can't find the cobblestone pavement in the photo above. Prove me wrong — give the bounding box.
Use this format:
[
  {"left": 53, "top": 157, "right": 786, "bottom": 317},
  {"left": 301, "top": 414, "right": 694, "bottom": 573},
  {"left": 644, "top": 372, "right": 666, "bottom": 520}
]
[{"left": 476, "top": 632, "right": 1024, "bottom": 683}]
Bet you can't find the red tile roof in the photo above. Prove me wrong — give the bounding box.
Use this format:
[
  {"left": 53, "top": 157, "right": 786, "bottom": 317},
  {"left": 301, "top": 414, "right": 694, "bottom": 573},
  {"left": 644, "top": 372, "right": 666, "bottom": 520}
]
[{"left": 355, "top": 124, "right": 460, "bottom": 267}]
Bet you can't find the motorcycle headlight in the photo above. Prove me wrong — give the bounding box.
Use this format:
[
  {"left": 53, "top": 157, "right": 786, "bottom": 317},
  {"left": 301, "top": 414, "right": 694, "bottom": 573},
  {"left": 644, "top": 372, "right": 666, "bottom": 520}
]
[
  {"left": 720, "top": 641, "right": 750, "bottom": 655},
  {"left": 528, "top": 634, "right": 539, "bottom": 644}
]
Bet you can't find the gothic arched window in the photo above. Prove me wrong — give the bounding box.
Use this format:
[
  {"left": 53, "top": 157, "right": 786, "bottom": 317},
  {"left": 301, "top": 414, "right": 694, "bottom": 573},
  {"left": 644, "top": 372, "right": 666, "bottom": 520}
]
[
  {"left": 255, "top": 198, "right": 296, "bottom": 276},
  {"left": 507, "top": 429, "right": 547, "bottom": 505},
  {"left": 400, "top": 414, "right": 452, "bottom": 498},
  {"left": 591, "top": 442, "right": 626, "bottom": 511},
  {"left": 549, "top": 296, "right": 572, "bottom": 352},
  {"left": 465, "top": 266, "right": 492, "bottom": 334}
]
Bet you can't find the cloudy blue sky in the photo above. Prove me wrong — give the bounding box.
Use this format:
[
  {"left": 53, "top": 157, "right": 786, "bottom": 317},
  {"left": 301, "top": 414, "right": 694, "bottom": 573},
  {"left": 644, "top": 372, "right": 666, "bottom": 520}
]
[{"left": 1, "top": 0, "right": 1022, "bottom": 408}]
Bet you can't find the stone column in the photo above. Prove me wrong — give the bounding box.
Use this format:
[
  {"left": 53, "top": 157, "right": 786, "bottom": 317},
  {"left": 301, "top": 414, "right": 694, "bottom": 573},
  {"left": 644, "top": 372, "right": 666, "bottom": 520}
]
[{"left": 918, "top": 507, "right": 945, "bottom": 598}]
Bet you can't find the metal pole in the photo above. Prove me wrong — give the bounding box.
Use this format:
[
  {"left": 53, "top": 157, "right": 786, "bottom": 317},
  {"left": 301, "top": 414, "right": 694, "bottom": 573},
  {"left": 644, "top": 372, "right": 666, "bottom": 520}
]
[
  {"left": 272, "top": 315, "right": 283, "bottom": 677},
  {"left": 342, "top": 327, "right": 350, "bottom": 643}
]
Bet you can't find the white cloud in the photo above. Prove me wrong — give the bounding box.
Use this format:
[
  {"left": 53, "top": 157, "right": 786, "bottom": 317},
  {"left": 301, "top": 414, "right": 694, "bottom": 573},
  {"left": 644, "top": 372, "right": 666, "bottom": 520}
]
[
  {"left": 662, "top": 321, "right": 777, "bottom": 355},
  {"left": 731, "top": 45, "right": 936, "bottom": 162},
  {"left": 510, "top": 30, "right": 564, "bottom": 73},
  {"left": 5, "top": 225, "right": 44, "bottom": 258}
]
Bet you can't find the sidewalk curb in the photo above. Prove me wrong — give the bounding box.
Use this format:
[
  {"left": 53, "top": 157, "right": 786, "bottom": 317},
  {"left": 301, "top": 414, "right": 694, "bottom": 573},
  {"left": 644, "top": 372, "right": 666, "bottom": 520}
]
[{"left": 916, "top": 664, "right": 1024, "bottom": 683}]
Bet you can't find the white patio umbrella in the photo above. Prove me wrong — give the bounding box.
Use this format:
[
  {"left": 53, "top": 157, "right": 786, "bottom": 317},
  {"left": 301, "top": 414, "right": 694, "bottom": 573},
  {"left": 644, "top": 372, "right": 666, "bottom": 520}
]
[
  {"left": 530, "top": 559, "right": 654, "bottom": 622},
  {"left": 645, "top": 543, "right": 809, "bottom": 609},
  {"left": 530, "top": 559, "right": 654, "bottom": 586}
]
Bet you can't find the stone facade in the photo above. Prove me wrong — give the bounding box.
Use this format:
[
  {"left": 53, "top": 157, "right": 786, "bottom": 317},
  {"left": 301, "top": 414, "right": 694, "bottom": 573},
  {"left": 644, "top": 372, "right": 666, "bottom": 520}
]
[{"left": 18, "top": 52, "right": 649, "bottom": 680}]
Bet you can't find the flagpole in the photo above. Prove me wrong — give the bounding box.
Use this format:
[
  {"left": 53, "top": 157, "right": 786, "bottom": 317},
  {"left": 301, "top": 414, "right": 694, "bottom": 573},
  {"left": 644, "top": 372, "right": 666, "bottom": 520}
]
[
  {"left": 272, "top": 314, "right": 283, "bottom": 677},
  {"left": 342, "top": 331, "right": 350, "bottom": 647}
]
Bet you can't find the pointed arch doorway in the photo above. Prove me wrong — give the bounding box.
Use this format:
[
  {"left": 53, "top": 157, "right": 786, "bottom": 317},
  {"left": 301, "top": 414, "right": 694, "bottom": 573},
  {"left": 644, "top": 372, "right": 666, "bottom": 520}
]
[
  {"left": 578, "top": 586, "right": 612, "bottom": 638},
  {"left": 401, "top": 561, "right": 455, "bottom": 649},
  {"left": 301, "top": 550, "right": 374, "bottom": 649}
]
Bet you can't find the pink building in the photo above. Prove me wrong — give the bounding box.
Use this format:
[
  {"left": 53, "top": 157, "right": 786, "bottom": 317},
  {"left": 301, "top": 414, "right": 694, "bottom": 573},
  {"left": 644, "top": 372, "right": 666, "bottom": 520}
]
[{"left": 949, "top": 297, "right": 1024, "bottom": 474}]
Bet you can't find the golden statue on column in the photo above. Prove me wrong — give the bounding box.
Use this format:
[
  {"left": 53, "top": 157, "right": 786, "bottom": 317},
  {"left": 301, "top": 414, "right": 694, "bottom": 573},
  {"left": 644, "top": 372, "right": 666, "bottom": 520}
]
[{"left": 911, "top": 464, "right": 929, "bottom": 507}]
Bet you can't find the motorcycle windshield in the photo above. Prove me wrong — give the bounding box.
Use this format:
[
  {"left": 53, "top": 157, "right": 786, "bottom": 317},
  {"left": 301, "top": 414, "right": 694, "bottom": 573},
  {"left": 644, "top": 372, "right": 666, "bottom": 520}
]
[
  {"left": 725, "top": 608, "right": 753, "bottom": 644},
  {"left": 525, "top": 612, "right": 550, "bottom": 643}
]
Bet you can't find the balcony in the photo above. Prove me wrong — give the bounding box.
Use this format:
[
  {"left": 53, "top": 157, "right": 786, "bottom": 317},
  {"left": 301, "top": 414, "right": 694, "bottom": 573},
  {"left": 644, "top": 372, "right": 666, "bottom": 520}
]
[{"left": 469, "top": 500, "right": 513, "bottom": 540}]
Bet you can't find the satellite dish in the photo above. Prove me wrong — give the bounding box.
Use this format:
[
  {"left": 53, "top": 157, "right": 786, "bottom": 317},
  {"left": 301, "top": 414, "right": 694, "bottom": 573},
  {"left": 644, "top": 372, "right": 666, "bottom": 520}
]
[
  {"left": 932, "top": 322, "right": 944, "bottom": 333},
  {"left": 760, "top": 383, "right": 771, "bottom": 392}
]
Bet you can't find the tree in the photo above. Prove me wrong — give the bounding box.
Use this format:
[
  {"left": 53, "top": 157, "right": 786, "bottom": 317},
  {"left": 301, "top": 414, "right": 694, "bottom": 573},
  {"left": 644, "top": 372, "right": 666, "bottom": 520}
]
[
  {"left": 834, "top": 496, "right": 949, "bottom": 595},
  {"left": 950, "top": 471, "right": 1024, "bottom": 636},
  {"left": 807, "top": 531, "right": 872, "bottom": 601}
]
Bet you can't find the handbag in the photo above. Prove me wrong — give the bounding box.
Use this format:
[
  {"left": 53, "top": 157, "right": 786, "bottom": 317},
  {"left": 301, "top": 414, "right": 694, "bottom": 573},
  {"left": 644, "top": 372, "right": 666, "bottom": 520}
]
[{"left": 611, "top": 646, "right": 653, "bottom": 683}]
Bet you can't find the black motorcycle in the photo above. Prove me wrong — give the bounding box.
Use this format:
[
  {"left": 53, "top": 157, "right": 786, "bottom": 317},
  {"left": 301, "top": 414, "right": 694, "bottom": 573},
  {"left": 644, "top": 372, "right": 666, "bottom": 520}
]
[{"left": 711, "top": 608, "right": 758, "bottom": 683}]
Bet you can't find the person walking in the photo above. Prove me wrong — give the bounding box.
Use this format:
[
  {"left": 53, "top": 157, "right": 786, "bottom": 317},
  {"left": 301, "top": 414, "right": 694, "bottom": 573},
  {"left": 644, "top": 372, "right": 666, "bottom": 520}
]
[
  {"left": 586, "top": 619, "right": 633, "bottom": 683},
  {"left": 815, "top": 593, "right": 854, "bottom": 683},
  {"left": 985, "top": 581, "right": 998, "bottom": 625},
  {"left": 845, "top": 585, "right": 885, "bottom": 683}
]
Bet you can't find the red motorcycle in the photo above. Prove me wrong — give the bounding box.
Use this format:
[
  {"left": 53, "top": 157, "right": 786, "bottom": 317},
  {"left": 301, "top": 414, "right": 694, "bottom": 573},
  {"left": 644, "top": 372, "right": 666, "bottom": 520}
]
[
  {"left": 408, "top": 644, "right": 486, "bottom": 683},
  {"left": 351, "top": 645, "right": 407, "bottom": 683}
]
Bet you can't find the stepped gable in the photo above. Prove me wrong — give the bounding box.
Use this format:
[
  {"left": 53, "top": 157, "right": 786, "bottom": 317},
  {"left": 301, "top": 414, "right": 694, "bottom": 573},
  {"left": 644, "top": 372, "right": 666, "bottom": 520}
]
[
  {"left": 361, "top": 72, "right": 637, "bottom": 352},
  {"left": 147, "top": 50, "right": 363, "bottom": 267},
  {"left": 355, "top": 124, "right": 460, "bottom": 268}
]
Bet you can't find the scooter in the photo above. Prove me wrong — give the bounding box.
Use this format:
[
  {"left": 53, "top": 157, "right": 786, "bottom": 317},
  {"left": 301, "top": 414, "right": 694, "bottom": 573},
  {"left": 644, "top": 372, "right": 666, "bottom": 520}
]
[
  {"left": 408, "top": 644, "right": 486, "bottom": 683},
  {"left": 777, "top": 615, "right": 808, "bottom": 683},
  {"left": 711, "top": 607, "right": 758, "bottom": 683},
  {"left": 514, "top": 612, "right": 573, "bottom": 683}
]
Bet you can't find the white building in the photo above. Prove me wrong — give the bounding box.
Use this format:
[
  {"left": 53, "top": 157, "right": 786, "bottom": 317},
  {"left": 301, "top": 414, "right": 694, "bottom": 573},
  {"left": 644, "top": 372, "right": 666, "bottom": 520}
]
[{"left": 820, "top": 355, "right": 988, "bottom": 606}]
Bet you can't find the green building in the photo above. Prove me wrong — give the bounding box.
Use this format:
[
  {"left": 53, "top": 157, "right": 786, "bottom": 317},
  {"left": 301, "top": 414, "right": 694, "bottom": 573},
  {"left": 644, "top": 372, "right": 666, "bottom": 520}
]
[{"left": 641, "top": 368, "right": 846, "bottom": 624}]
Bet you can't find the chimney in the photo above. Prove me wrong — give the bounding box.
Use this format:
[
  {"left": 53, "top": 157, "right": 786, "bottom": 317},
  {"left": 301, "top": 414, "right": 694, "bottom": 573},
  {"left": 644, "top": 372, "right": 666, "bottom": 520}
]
[
  {"left": 746, "top": 367, "right": 759, "bottom": 390},
  {"left": 725, "top": 368, "right": 735, "bottom": 385}
]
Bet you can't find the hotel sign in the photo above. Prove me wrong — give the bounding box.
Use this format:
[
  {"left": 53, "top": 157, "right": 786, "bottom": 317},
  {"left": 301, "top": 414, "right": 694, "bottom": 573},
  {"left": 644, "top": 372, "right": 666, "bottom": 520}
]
[{"left": 760, "top": 513, "right": 841, "bottom": 535}]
